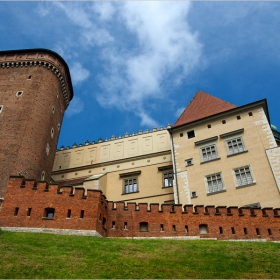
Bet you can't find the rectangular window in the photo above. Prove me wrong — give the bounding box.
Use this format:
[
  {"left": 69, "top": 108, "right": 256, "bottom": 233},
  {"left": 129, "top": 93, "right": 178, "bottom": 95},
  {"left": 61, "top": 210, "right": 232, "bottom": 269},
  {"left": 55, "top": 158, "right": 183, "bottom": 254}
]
[
  {"left": 80, "top": 210, "right": 84, "bottom": 219},
  {"left": 226, "top": 137, "right": 245, "bottom": 155},
  {"left": 44, "top": 208, "right": 55, "bottom": 219},
  {"left": 67, "top": 209, "right": 71, "bottom": 218},
  {"left": 124, "top": 178, "right": 138, "bottom": 194},
  {"left": 187, "top": 130, "right": 195, "bottom": 139},
  {"left": 234, "top": 166, "right": 254, "bottom": 187},
  {"left": 206, "top": 173, "right": 224, "bottom": 194},
  {"left": 200, "top": 144, "right": 218, "bottom": 162},
  {"left": 27, "top": 208, "right": 32, "bottom": 216},
  {"left": 14, "top": 207, "right": 19, "bottom": 216},
  {"left": 163, "top": 172, "right": 173, "bottom": 187}
]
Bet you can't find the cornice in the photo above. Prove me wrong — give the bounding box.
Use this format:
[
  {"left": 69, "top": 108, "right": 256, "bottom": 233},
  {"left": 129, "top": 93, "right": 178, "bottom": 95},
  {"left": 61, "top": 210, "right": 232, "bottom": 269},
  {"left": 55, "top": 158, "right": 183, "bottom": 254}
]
[
  {"left": 52, "top": 150, "right": 172, "bottom": 175},
  {"left": 171, "top": 99, "right": 269, "bottom": 132},
  {"left": 0, "top": 48, "right": 73, "bottom": 109}
]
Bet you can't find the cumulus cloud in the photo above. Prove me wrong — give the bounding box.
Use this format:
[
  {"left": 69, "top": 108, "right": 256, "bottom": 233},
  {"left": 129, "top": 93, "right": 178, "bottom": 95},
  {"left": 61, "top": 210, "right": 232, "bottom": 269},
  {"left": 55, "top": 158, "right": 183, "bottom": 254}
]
[
  {"left": 37, "top": 2, "right": 203, "bottom": 125},
  {"left": 65, "top": 96, "right": 84, "bottom": 117},
  {"left": 70, "top": 62, "right": 90, "bottom": 85},
  {"left": 97, "top": 2, "right": 202, "bottom": 126}
]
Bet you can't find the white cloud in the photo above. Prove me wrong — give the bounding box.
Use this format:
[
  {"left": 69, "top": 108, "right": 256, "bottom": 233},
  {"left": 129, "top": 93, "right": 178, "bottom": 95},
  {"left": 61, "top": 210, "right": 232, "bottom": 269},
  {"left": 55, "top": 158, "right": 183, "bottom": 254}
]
[
  {"left": 65, "top": 96, "right": 84, "bottom": 117},
  {"left": 36, "top": 2, "right": 203, "bottom": 127},
  {"left": 70, "top": 62, "right": 90, "bottom": 85},
  {"left": 96, "top": 2, "right": 203, "bottom": 126},
  {"left": 137, "top": 110, "right": 159, "bottom": 128}
]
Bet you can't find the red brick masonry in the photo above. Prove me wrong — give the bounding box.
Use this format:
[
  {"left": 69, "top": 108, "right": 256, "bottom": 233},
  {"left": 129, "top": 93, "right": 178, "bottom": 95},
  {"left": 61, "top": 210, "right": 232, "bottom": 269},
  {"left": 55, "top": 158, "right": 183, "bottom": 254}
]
[{"left": 0, "top": 176, "right": 279, "bottom": 240}]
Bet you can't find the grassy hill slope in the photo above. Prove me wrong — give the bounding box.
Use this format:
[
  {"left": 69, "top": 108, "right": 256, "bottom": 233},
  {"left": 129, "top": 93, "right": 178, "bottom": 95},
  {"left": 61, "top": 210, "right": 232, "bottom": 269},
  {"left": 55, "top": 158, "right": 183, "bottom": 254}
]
[{"left": 0, "top": 230, "right": 279, "bottom": 279}]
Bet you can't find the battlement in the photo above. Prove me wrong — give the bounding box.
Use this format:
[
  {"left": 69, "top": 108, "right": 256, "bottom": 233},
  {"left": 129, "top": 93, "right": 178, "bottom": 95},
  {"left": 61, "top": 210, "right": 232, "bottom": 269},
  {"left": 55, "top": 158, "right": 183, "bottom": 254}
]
[
  {"left": 0, "top": 177, "right": 279, "bottom": 240},
  {"left": 107, "top": 201, "right": 280, "bottom": 218},
  {"left": 58, "top": 125, "right": 170, "bottom": 151}
]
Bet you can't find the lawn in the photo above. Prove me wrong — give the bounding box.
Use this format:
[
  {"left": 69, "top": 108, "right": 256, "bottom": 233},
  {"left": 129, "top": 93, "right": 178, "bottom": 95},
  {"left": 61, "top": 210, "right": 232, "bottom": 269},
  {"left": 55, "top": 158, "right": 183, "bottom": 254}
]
[{"left": 0, "top": 229, "right": 279, "bottom": 279}]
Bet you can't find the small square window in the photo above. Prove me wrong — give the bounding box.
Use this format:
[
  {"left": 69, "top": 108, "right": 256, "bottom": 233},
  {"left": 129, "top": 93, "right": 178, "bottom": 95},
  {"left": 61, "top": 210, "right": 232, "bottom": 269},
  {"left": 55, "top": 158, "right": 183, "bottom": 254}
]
[
  {"left": 222, "top": 120, "right": 226, "bottom": 124},
  {"left": 199, "top": 224, "right": 208, "bottom": 234},
  {"left": 249, "top": 112, "right": 253, "bottom": 116},
  {"left": 180, "top": 133, "right": 183, "bottom": 137},
  {"left": 44, "top": 208, "right": 55, "bottom": 219},
  {"left": 191, "top": 191, "right": 197, "bottom": 198},
  {"left": 140, "top": 222, "right": 148, "bottom": 232},
  {"left": 185, "top": 158, "right": 193, "bottom": 166},
  {"left": 237, "top": 115, "right": 241, "bottom": 120},
  {"left": 207, "top": 124, "right": 211, "bottom": 129},
  {"left": 187, "top": 130, "right": 195, "bottom": 139}
]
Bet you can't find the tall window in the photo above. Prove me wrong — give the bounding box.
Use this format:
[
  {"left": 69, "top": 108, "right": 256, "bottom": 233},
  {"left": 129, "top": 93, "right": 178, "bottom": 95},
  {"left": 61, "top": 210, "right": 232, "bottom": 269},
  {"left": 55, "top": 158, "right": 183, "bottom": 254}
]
[
  {"left": 206, "top": 173, "right": 224, "bottom": 194},
  {"left": 124, "top": 178, "right": 138, "bottom": 194},
  {"left": 200, "top": 144, "right": 218, "bottom": 162},
  {"left": 234, "top": 166, "right": 254, "bottom": 187},
  {"left": 163, "top": 172, "right": 173, "bottom": 187},
  {"left": 226, "top": 137, "right": 245, "bottom": 155}
]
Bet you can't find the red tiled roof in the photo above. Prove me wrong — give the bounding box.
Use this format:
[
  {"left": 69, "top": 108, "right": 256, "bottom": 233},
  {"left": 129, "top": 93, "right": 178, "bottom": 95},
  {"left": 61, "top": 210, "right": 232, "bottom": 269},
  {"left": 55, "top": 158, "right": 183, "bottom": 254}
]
[{"left": 173, "top": 91, "right": 237, "bottom": 127}]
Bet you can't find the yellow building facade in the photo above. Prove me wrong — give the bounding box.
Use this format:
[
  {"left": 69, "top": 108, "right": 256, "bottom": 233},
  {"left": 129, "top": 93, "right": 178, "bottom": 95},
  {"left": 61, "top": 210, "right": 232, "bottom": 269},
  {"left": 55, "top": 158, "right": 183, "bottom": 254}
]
[
  {"left": 52, "top": 91, "right": 280, "bottom": 208},
  {"left": 52, "top": 127, "right": 175, "bottom": 204}
]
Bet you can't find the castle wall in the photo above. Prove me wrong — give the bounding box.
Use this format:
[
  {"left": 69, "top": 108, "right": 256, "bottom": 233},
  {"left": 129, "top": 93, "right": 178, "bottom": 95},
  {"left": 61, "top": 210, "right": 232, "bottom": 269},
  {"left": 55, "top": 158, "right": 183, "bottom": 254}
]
[
  {"left": 0, "top": 177, "right": 279, "bottom": 241},
  {"left": 0, "top": 49, "right": 73, "bottom": 198},
  {"left": 0, "top": 177, "right": 107, "bottom": 237}
]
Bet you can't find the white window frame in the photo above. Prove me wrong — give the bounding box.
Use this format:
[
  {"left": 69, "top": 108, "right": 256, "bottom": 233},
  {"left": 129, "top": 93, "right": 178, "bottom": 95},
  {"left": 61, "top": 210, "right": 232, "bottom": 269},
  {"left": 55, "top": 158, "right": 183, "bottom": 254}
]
[
  {"left": 200, "top": 143, "right": 219, "bottom": 162},
  {"left": 220, "top": 129, "right": 247, "bottom": 156},
  {"left": 225, "top": 136, "right": 246, "bottom": 155},
  {"left": 205, "top": 172, "right": 225, "bottom": 194},
  {"left": 195, "top": 136, "right": 219, "bottom": 163},
  {"left": 233, "top": 165, "right": 256, "bottom": 188}
]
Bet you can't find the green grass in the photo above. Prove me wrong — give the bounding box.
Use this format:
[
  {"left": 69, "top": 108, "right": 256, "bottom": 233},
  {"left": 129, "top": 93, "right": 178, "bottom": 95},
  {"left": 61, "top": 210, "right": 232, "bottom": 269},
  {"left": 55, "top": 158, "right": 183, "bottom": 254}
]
[{"left": 0, "top": 229, "right": 280, "bottom": 279}]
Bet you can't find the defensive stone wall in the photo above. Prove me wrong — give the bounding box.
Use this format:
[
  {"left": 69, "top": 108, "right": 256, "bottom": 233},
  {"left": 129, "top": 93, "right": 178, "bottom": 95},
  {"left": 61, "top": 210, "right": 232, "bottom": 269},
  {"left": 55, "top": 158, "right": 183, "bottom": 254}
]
[
  {"left": 0, "top": 176, "right": 108, "bottom": 237},
  {"left": 0, "top": 177, "right": 279, "bottom": 240}
]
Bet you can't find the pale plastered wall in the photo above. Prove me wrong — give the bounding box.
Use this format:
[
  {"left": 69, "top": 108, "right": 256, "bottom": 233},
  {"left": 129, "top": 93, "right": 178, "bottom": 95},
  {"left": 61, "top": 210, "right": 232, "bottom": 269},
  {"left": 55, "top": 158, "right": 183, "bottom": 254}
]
[{"left": 173, "top": 105, "right": 280, "bottom": 208}]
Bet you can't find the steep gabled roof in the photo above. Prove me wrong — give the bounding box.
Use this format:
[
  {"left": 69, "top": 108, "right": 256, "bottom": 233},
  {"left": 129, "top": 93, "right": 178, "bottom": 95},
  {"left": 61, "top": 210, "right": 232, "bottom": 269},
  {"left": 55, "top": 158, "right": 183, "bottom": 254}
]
[{"left": 173, "top": 91, "right": 237, "bottom": 127}]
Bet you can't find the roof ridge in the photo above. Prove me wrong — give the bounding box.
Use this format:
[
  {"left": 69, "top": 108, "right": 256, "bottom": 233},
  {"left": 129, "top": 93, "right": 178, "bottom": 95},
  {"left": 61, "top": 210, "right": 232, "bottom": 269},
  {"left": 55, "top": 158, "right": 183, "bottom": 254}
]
[{"left": 173, "top": 90, "right": 237, "bottom": 127}]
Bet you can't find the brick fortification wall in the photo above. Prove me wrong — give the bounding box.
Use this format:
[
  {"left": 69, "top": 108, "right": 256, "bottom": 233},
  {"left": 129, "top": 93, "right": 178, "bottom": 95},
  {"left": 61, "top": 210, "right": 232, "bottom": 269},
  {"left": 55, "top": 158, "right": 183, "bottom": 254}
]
[
  {"left": 0, "top": 177, "right": 279, "bottom": 240},
  {"left": 0, "top": 49, "right": 73, "bottom": 198},
  {"left": 0, "top": 177, "right": 108, "bottom": 237}
]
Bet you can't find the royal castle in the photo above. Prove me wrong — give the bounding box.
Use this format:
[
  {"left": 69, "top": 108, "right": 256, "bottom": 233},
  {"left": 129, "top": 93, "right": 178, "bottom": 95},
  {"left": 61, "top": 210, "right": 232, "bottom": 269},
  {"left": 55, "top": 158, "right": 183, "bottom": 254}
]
[{"left": 0, "top": 49, "right": 279, "bottom": 240}]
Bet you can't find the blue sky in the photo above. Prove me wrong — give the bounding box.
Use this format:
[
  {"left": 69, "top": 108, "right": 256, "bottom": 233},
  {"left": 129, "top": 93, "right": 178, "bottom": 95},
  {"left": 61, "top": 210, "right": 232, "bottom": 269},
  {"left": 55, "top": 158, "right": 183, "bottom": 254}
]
[{"left": 1, "top": 1, "right": 280, "bottom": 148}]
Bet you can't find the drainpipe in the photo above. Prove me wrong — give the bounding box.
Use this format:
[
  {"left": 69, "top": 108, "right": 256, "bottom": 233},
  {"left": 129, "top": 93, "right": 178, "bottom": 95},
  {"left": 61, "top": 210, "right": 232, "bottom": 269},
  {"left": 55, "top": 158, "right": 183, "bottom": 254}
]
[{"left": 167, "top": 125, "right": 180, "bottom": 204}]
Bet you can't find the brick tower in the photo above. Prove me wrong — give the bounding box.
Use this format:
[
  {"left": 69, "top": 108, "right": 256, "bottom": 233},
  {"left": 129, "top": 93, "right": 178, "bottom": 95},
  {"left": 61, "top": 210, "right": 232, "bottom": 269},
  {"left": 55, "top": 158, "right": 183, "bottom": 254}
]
[{"left": 0, "top": 49, "right": 73, "bottom": 199}]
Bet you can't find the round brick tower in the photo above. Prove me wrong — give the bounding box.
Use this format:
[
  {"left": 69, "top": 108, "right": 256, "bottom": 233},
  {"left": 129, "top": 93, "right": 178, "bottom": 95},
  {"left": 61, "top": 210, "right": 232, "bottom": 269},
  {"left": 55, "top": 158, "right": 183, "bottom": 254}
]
[{"left": 0, "top": 49, "right": 73, "bottom": 199}]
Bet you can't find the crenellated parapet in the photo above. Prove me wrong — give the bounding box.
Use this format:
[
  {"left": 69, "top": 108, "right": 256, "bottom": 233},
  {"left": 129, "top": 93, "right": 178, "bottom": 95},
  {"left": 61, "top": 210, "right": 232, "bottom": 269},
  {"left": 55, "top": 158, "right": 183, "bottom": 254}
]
[
  {"left": 0, "top": 177, "right": 279, "bottom": 240},
  {"left": 0, "top": 176, "right": 107, "bottom": 237},
  {"left": 106, "top": 201, "right": 280, "bottom": 240},
  {"left": 58, "top": 126, "right": 169, "bottom": 151}
]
